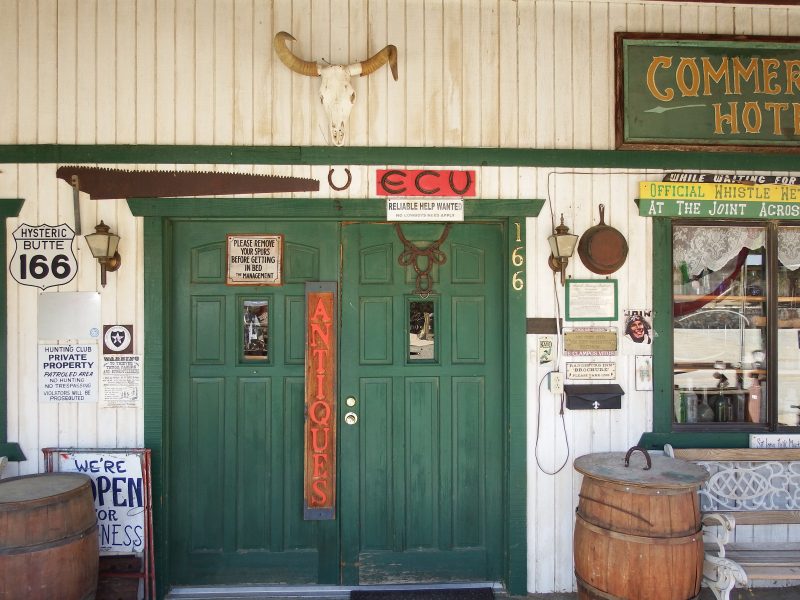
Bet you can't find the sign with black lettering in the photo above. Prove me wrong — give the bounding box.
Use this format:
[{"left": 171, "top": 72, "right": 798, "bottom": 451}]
[
  {"left": 50, "top": 450, "right": 145, "bottom": 553},
  {"left": 101, "top": 355, "right": 142, "bottom": 409},
  {"left": 38, "top": 343, "right": 99, "bottom": 403},
  {"left": 9, "top": 223, "right": 77, "bottom": 289},
  {"left": 43, "top": 448, "right": 155, "bottom": 598},
  {"left": 616, "top": 33, "right": 800, "bottom": 151},
  {"left": 226, "top": 234, "right": 283, "bottom": 286}
]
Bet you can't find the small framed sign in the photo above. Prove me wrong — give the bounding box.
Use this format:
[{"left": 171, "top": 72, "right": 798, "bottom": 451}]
[
  {"left": 565, "top": 279, "right": 618, "bottom": 321},
  {"left": 226, "top": 234, "right": 283, "bottom": 286}
]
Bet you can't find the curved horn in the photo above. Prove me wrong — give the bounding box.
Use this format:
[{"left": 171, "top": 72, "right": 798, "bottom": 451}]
[
  {"left": 359, "top": 45, "right": 398, "bottom": 80},
  {"left": 273, "top": 31, "right": 320, "bottom": 77}
]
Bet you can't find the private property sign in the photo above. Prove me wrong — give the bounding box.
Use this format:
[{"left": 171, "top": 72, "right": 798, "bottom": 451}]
[
  {"left": 638, "top": 181, "right": 800, "bottom": 219},
  {"left": 38, "top": 343, "right": 99, "bottom": 403},
  {"left": 616, "top": 33, "right": 800, "bottom": 151}
]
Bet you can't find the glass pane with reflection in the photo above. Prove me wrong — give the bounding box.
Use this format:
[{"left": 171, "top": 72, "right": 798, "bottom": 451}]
[
  {"left": 409, "top": 300, "right": 435, "bottom": 361},
  {"left": 672, "top": 225, "right": 766, "bottom": 425},
  {"left": 243, "top": 300, "right": 269, "bottom": 360}
]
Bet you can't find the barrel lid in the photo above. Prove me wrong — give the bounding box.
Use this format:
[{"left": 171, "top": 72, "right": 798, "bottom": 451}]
[
  {"left": 574, "top": 449, "right": 709, "bottom": 489},
  {"left": 0, "top": 472, "right": 92, "bottom": 504}
]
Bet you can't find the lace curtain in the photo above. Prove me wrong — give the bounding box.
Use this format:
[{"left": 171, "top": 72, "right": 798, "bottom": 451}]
[{"left": 674, "top": 226, "right": 800, "bottom": 274}]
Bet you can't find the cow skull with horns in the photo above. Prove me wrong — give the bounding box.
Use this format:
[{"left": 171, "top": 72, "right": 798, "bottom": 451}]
[{"left": 273, "top": 31, "right": 398, "bottom": 146}]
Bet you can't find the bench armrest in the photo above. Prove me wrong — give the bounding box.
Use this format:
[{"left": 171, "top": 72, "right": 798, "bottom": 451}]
[{"left": 702, "top": 512, "right": 736, "bottom": 558}]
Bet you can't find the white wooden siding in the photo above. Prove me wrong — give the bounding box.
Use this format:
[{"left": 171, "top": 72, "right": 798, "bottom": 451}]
[{"left": 1, "top": 0, "right": 799, "bottom": 594}]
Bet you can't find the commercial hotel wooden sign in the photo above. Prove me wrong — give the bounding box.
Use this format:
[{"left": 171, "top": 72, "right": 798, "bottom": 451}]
[
  {"left": 616, "top": 33, "right": 800, "bottom": 151},
  {"left": 304, "top": 283, "right": 337, "bottom": 520}
]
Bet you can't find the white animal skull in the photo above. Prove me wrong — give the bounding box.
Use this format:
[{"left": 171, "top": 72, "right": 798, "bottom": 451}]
[{"left": 273, "top": 32, "right": 398, "bottom": 146}]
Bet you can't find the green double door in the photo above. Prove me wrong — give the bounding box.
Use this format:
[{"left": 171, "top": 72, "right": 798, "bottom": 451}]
[{"left": 169, "top": 220, "right": 505, "bottom": 587}]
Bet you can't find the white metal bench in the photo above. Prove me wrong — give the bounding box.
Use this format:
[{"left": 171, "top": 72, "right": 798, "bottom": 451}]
[{"left": 664, "top": 446, "right": 800, "bottom": 600}]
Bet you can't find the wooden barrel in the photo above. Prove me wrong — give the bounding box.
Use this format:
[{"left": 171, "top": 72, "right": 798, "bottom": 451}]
[
  {"left": 0, "top": 472, "right": 98, "bottom": 600},
  {"left": 573, "top": 448, "right": 709, "bottom": 600}
]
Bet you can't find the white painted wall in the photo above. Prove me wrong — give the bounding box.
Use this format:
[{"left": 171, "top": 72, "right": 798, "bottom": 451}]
[{"left": 1, "top": 0, "right": 799, "bottom": 593}]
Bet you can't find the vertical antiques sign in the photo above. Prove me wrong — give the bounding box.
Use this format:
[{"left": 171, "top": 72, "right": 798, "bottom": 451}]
[
  {"left": 616, "top": 33, "right": 800, "bottom": 151},
  {"left": 304, "top": 283, "right": 337, "bottom": 520}
]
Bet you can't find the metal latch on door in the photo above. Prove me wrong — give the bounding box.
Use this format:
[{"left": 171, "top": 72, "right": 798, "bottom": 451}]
[{"left": 344, "top": 396, "right": 358, "bottom": 425}]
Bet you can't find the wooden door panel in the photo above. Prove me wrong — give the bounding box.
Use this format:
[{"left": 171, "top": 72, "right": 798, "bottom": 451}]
[
  {"left": 189, "top": 377, "right": 225, "bottom": 552},
  {"left": 360, "top": 297, "right": 393, "bottom": 363},
  {"left": 170, "top": 221, "right": 339, "bottom": 585},
  {"left": 451, "top": 297, "right": 485, "bottom": 363},
  {"left": 340, "top": 223, "right": 504, "bottom": 585}
]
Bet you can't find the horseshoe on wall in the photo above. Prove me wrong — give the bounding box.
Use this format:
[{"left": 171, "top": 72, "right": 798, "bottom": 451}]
[{"left": 328, "top": 168, "right": 352, "bottom": 191}]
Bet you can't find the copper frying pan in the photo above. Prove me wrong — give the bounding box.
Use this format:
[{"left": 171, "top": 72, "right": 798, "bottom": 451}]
[{"left": 577, "top": 204, "right": 628, "bottom": 275}]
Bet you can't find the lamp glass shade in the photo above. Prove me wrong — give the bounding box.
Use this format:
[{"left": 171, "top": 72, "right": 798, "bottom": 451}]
[
  {"left": 85, "top": 224, "right": 120, "bottom": 260},
  {"left": 548, "top": 232, "right": 578, "bottom": 259}
]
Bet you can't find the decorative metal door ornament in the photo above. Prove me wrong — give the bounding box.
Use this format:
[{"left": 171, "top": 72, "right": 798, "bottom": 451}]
[{"left": 395, "top": 224, "right": 451, "bottom": 298}]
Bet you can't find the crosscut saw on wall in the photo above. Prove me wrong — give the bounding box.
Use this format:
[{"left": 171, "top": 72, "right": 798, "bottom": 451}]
[{"left": 56, "top": 166, "right": 320, "bottom": 200}]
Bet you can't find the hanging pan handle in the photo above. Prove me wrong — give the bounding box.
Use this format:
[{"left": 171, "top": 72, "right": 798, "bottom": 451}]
[{"left": 624, "top": 446, "right": 652, "bottom": 470}]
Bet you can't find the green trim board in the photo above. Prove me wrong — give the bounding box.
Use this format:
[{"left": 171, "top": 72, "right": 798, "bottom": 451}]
[
  {"left": 637, "top": 431, "right": 753, "bottom": 451},
  {"left": 133, "top": 199, "right": 536, "bottom": 597},
  {"left": 0, "top": 199, "right": 27, "bottom": 462},
  {"left": 127, "top": 198, "right": 543, "bottom": 219},
  {"left": 142, "top": 216, "right": 168, "bottom": 600},
  {"left": 3, "top": 144, "right": 800, "bottom": 171},
  {"left": 506, "top": 217, "right": 527, "bottom": 593},
  {"left": 651, "top": 219, "right": 674, "bottom": 435},
  {"left": 616, "top": 33, "right": 800, "bottom": 151}
]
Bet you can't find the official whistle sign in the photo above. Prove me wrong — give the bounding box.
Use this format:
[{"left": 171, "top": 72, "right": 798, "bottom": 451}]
[{"left": 9, "top": 223, "right": 78, "bottom": 289}]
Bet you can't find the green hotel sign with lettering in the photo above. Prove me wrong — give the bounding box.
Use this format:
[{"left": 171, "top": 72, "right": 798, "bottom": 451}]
[
  {"left": 639, "top": 181, "right": 800, "bottom": 219},
  {"left": 616, "top": 33, "right": 800, "bottom": 151}
]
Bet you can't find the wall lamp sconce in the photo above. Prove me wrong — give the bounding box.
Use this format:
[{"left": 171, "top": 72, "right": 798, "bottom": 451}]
[
  {"left": 85, "top": 221, "right": 121, "bottom": 287},
  {"left": 548, "top": 214, "right": 579, "bottom": 286}
]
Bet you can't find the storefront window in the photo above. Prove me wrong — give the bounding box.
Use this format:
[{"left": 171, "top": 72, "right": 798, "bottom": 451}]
[{"left": 672, "top": 223, "right": 800, "bottom": 429}]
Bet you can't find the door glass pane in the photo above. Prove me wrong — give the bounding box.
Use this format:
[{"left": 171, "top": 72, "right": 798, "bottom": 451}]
[
  {"left": 408, "top": 299, "right": 436, "bottom": 361},
  {"left": 243, "top": 300, "right": 269, "bottom": 359},
  {"left": 673, "top": 225, "right": 766, "bottom": 424},
  {"left": 778, "top": 226, "right": 800, "bottom": 427}
]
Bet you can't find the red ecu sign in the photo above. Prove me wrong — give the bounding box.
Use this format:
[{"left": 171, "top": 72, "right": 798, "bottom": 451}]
[
  {"left": 304, "top": 283, "right": 337, "bottom": 520},
  {"left": 376, "top": 169, "right": 476, "bottom": 197}
]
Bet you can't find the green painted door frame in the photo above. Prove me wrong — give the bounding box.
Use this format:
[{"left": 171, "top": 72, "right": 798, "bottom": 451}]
[
  {"left": 128, "top": 197, "right": 541, "bottom": 598},
  {"left": 0, "top": 199, "right": 26, "bottom": 462}
]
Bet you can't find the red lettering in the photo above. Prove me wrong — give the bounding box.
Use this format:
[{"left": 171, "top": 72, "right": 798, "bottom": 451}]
[
  {"left": 313, "top": 453, "right": 328, "bottom": 478},
  {"left": 309, "top": 298, "right": 332, "bottom": 349},
  {"left": 309, "top": 400, "right": 331, "bottom": 426},
  {"left": 310, "top": 427, "right": 330, "bottom": 453},
  {"left": 312, "top": 347, "right": 327, "bottom": 373},
  {"left": 315, "top": 372, "right": 326, "bottom": 400},
  {"left": 311, "top": 479, "right": 329, "bottom": 505}
]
